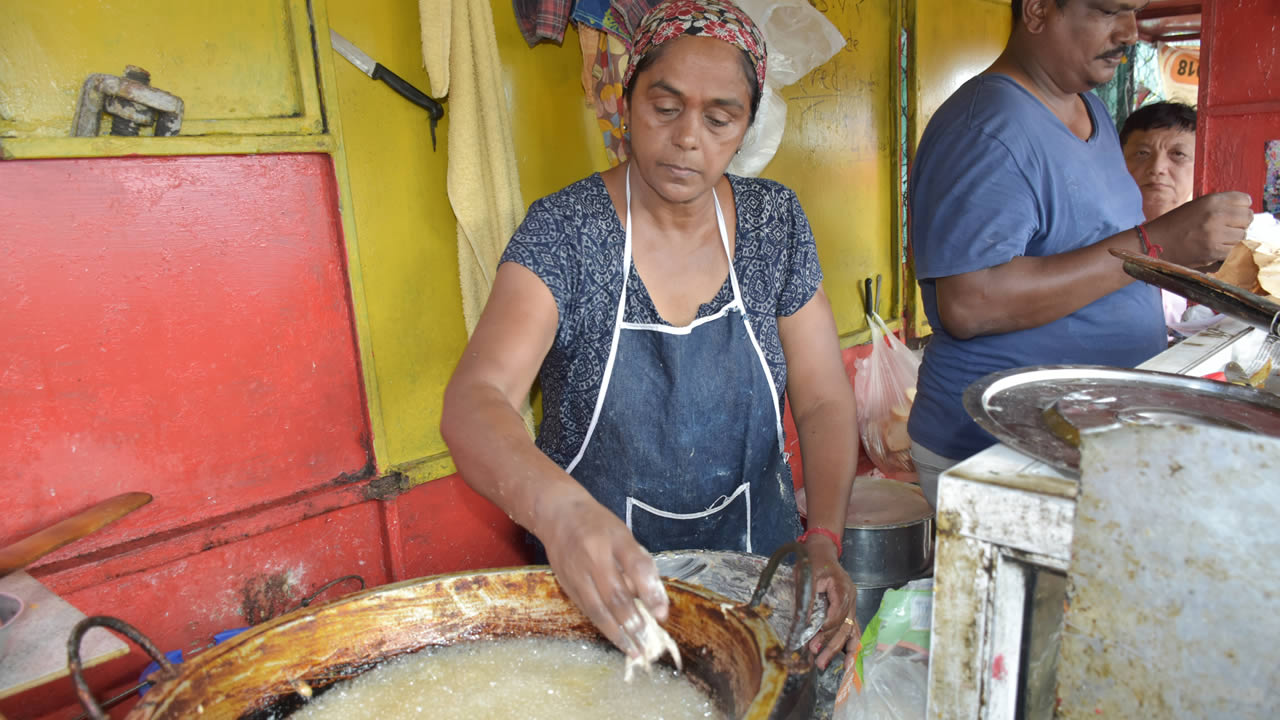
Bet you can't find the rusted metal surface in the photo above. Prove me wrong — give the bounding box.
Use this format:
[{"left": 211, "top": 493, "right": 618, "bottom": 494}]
[
  {"left": 656, "top": 550, "right": 828, "bottom": 650},
  {"left": 71, "top": 68, "right": 184, "bottom": 137},
  {"left": 927, "top": 442, "right": 1077, "bottom": 720},
  {"left": 927, "top": 533, "right": 994, "bottom": 720},
  {"left": 125, "top": 568, "right": 794, "bottom": 720},
  {"left": 239, "top": 572, "right": 301, "bottom": 626},
  {"left": 68, "top": 616, "right": 177, "bottom": 720},
  {"left": 1113, "top": 249, "right": 1280, "bottom": 332},
  {"left": 1056, "top": 425, "right": 1280, "bottom": 718}
]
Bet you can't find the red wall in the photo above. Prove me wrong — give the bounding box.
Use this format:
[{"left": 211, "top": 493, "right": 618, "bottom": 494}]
[
  {"left": 0, "top": 155, "right": 529, "bottom": 719},
  {"left": 1, "top": 155, "right": 371, "bottom": 555},
  {"left": 1197, "top": 0, "right": 1280, "bottom": 207}
]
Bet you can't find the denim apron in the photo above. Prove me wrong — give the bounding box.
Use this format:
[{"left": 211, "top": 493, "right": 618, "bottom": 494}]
[{"left": 564, "top": 168, "right": 802, "bottom": 556}]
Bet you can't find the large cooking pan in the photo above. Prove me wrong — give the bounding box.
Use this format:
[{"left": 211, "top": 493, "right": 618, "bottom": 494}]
[{"left": 71, "top": 546, "right": 818, "bottom": 720}]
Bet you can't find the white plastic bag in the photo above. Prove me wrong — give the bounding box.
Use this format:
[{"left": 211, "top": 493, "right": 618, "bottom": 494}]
[
  {"left": 728, "top": 0, "right": 845, "bottom": 176},
  {"left": 833, "top": 578, "right": 934, "bottom": 720},
  {"left": 854, "top": 313, "right": 920, "bottom": 473}
]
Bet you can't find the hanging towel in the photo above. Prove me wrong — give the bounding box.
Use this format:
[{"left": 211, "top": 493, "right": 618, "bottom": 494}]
[
  {"left": 420, "top": 0, "right": 524, "bottom": 336},
  {"left": 421, "top": 0, "right": 534, "bottom": 436}
]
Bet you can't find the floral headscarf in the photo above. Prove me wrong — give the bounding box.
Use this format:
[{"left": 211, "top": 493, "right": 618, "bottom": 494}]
[{"left": 623, "top": 0, "right": 767, "bottom": 93}]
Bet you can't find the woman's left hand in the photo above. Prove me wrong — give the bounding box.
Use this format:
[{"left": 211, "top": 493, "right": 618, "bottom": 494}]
[{"left": 804, "top": 540, "right": 860, "bottom": 670}]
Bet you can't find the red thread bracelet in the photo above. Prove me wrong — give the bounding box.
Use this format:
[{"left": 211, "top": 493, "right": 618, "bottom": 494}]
[
  {"left": 1136, "top": 224, "right": 1163, "bottom": 258},
  {"left": 798, "top": 527, "right": 843, "bottom": 558}
]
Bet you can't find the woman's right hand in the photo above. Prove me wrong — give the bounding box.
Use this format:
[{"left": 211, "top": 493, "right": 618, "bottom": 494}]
[{"left": 537, "top": 490, "right": 670, "bottom": 659}]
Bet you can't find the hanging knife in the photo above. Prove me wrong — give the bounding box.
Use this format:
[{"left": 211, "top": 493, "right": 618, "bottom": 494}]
[{"left": 329, "top": 29, "right": 444, "bottom": 150}]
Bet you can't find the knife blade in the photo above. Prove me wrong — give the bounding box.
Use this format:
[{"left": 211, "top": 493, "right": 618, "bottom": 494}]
[{"left": 330, "top": 29, "right": 444, "bottom": 149}]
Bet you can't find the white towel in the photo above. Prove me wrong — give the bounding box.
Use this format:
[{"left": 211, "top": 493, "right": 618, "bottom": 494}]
[{"left": 421, "top": 0, "right": 524, "bottom": 334}]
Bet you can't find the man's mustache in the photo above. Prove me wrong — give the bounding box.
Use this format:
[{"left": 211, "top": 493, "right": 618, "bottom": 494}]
[{"left": 1097, "top": 46, "right": 1128, "bottom": 60}]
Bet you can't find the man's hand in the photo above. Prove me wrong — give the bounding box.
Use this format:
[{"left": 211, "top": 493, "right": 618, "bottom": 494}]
[
  {"left": 537, "top": 491, "right": 669, "bottom": 659},
  {"left": 1146, "top": 191, "right": 1253, "bottom": 268}
]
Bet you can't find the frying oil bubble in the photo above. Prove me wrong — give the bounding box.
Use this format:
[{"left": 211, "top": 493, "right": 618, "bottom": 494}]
[{"left": 290, "top": 637, "right": 722, "bottom": 720}]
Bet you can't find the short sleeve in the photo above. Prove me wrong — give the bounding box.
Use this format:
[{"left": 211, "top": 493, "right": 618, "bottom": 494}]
[
  {"left": 499, "top": 196, "right": 576, "bottom": 325},
  {"left": 776, "top": 188, "right": 823, "bottom": 317},
  {"left": 909, "top": 126, "right": 1040, "bottom": 281}
]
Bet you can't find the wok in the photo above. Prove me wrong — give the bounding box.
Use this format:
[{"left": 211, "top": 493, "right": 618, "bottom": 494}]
[{"left": 71, "top": 545, "right": 818, "bottom": 720}]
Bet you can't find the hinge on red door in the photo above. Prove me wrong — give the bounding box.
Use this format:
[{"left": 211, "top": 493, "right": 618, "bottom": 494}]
[{"left": 72, "top": 65, "right": 184, "bottom": 137}]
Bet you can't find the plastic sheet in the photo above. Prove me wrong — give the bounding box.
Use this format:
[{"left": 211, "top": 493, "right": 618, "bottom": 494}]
[
  {"left": 728, "top": 0, "right": 844, "bottom": 177},
  {"left": 833, "top": 578, "right": 933, "bottom": 720}
]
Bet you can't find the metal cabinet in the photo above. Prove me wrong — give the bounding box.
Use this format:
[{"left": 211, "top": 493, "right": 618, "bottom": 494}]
[{"left": 926, "top": 319, "right": 1258, "bottom": 719}]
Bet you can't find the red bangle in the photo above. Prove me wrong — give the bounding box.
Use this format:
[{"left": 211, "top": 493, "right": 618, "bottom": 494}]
[
  {"left": 1136, "top": 224, "right": 1163, "bottom": 258},
  {"left": 797, "top": 527, "right": 843, "bottom": 559}
]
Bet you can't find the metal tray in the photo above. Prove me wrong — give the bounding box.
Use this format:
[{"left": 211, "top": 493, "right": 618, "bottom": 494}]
[
  {"left": 963, "top": 364, "right": 1280, "bottom": 475},
  {"left": 1112, "top": 248, "right": 1280, "bottom": 331}
]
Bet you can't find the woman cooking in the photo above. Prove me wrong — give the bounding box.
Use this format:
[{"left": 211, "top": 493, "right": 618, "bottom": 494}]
[{"left": 441, "top": 0, "right": 860, "bottom": 670}]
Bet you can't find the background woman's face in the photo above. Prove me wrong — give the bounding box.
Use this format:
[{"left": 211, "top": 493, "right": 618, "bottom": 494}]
[
  {"left": 1123, "top": 126, "right": 1195, "bottom": 220},
  {"left": 623, "top": 35, "right": 754, "bottom": 204}
]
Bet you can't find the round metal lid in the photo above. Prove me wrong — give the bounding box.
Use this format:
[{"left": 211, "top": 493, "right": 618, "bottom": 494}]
[
  {"left": 963, "top": 364, "right": 1280, "bottom": 475},
  {"left": 844, "top": 475, "right": 933, "bottom": 529}
]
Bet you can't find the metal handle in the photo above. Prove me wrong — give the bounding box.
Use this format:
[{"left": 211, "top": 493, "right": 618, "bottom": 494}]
[
  {"left": 69, "top": 616, "right": 175, "bottom": 720},
  {"left": 747, "top": 542, "right": 815, "bottom": 654}
]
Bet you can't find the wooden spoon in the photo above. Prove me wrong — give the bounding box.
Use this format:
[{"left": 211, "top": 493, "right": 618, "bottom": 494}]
[{"left": 0, "top": 492, "right": 152, "bottom": 577}]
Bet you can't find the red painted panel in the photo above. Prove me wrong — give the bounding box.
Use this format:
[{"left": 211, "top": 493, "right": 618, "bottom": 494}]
[
  {"left": 1198, "top": 0, "right": 1279, "bottom": 107},
  {"left": 1196, "top": 0, "right": 1280, "bottom": 205},
  {"left": 1200, "top": 113, "right": 1277, "bottom": 212},
  {"left": 4, "top": 501, "right": 391, "bottom": 720},
  {"left": 0, "top": 155, "right": 371, "bottom": 559},
  {"left": 392, "top": 474, "right": 534, "bottom": 578}
]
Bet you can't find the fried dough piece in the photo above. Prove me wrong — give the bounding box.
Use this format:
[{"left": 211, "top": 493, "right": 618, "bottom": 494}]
[
  {"left": 1213, "top": 241, "right": 1264, "bottom": 294},
  {"left": 623, "top": 598, "right": 682, "bottom": 682}
]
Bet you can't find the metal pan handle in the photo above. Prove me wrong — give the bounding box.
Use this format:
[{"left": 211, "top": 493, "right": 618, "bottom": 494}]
[
  {"left": 747, "top": 542, "right": 815, "bottom": 654},
  {"left": 69, "top": 615, "right": 176, "bottom": 720}
]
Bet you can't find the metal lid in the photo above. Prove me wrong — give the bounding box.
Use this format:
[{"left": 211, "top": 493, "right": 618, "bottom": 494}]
[
  {"left": 844, "top": 476, "right": 933, "bottom": 529},
  {"left": 964, "top": 364, "right": 1280, "bottom": 475}
]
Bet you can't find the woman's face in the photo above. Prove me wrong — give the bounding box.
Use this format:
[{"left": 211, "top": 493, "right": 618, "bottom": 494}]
[
  {"left": 623, "top": 35, "right": 754, "bottom": 205},
  {"left": 1123, "top": 126, "right": 1195, "bottom": 220}
]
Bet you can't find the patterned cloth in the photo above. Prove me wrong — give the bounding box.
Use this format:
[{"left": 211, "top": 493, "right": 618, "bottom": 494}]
[
  {"left": 571, "top": 0, "right": 651, "bottom": 38},
  {"left": 624, "top": 0, "right": 767, "bottom": 91},
  {"left": 499, "top": 173, "right": 822, "bottom": 469},
  {"left": 578, "top": 27, "right": 631, "bottom": 166},
  {"left": 513, "top": 0, "right": 574, "bottom": 46}
]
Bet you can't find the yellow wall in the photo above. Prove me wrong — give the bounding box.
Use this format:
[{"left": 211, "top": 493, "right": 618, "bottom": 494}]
[
  {"left": 767, "top": 1, "right": 898, "bottom": 344},
  {"left": 325, "top": 0, "right": 604, "bottom": 481},
  {"left": 907, "top": 0, "right": 1011, "bottom": 335},
  {"left": 910, "top": 0, "right": 1011, "bottom": 141}
]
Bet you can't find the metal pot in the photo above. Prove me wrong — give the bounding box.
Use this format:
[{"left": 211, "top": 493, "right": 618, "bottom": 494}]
[
  {"left": 72, "top": 546, "right": 818, "bottom": 720},
  {"left": 839, "top": 476, "right": 934, "bottom": 589}
]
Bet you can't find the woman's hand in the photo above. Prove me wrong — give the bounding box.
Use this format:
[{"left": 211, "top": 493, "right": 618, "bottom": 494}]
[
  {"left": 804, "top": 538, "right": 860, "bottom": 670},
  {"left": 536, "top": 488, "right": 670, "bottom": 659}
]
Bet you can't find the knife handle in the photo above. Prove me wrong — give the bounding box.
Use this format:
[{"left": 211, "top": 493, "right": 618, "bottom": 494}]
[
  {"left": 372, "top": 65, "right": 442, "bottom": 149},
  {"left": 372, "top": 65, "right": 443, "bottom": 119}
]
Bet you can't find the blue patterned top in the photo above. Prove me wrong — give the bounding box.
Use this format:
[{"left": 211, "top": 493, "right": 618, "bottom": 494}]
[{"left": 500, "top": 173, "right": 824, "bottom": 468}]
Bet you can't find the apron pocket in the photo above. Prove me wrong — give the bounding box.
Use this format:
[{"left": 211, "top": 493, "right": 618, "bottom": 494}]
[{"left": 626, "top": 482, "right": 752, "bottom": 554}]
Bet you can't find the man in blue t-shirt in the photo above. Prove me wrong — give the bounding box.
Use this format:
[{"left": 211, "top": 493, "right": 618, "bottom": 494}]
[{"left": 908, "top": 0, "right": 1253, "bottom": 504}]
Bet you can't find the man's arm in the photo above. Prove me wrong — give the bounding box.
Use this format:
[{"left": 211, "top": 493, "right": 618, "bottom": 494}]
[{"left": 935, "top": 191, "right": 1253, "bottom": 339}]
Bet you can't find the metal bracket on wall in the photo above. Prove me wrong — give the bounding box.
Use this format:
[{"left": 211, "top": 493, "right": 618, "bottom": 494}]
[{"left": 72, "top": 66, "right": 184, "bottom": 137}]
